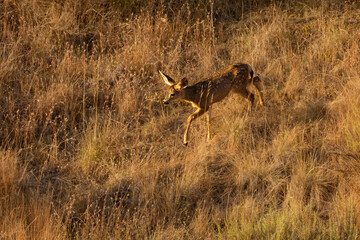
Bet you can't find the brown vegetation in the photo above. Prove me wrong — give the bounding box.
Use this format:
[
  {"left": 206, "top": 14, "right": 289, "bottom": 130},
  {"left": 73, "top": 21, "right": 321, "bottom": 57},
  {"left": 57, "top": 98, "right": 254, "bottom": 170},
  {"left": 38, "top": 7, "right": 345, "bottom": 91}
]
[{"left": 1, "top": 0, "right": 360, "bottom": 239}]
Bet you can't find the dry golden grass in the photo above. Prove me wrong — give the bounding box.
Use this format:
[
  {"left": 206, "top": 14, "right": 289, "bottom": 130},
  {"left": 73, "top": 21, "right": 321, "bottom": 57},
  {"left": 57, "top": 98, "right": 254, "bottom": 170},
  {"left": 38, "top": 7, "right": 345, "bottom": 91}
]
[{"left": 1, "top": 0, "right": 360, "bottom": 239}]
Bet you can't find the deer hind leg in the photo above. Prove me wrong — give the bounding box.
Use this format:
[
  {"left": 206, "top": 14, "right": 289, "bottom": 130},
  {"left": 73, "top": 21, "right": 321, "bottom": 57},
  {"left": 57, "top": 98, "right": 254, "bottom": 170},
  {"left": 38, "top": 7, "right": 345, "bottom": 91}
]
[
  {"left": 253, "top": 76, "right": 265, "bottom": 106},
  {"left": 184, "top": 108, "right": 205, "bottom": 146},
  {"left": 233, "top": 87, "right": 255, "bottom": 112}
]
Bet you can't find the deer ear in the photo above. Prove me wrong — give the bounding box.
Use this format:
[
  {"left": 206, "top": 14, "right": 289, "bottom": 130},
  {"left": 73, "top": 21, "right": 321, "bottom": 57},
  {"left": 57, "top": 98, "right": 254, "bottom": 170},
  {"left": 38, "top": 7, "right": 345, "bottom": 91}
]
[
  {"left": 159, "top": 71, "right": 176, "bottom": 86},
  {"left": 179, "top": 77, "right": 188, "bottom": 88}
]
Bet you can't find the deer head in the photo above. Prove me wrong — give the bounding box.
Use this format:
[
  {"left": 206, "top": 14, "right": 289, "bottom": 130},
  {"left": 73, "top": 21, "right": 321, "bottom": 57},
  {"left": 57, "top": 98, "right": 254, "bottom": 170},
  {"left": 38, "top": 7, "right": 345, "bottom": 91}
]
[{"left": 159, "top": 71, "right": 188, "bottom": 105}]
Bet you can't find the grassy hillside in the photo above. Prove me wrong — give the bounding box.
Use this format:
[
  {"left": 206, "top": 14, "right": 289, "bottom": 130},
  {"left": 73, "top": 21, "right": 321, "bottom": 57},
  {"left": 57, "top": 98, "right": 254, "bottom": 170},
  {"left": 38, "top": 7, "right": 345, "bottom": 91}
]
[{"left": 1, "top": 0, "right": 360, "bottom": 239}]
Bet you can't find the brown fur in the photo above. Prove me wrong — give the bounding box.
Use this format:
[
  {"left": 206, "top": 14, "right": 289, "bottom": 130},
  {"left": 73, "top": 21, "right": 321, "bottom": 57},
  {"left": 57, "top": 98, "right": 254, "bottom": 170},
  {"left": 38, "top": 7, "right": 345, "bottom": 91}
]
[{"left": 160, "top": 63, "right": 265, "bottom": 145}]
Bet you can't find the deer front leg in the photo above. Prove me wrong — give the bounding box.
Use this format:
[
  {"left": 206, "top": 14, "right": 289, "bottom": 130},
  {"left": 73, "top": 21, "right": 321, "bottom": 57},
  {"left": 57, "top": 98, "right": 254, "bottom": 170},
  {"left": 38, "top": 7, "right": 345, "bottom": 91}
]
[
  {"left": 184, "top": 108, "right": 205, "bottom": 146},
  {"left": 206, "top": 106, "right": 212, "bottom": 141}
]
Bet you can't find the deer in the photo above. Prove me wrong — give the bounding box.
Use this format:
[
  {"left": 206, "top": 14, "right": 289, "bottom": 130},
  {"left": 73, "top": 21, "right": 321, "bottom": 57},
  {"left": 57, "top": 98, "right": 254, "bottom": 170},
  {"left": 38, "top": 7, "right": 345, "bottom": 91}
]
[{"left": 160, "top": 63, "right": 265, "bottom": 146}]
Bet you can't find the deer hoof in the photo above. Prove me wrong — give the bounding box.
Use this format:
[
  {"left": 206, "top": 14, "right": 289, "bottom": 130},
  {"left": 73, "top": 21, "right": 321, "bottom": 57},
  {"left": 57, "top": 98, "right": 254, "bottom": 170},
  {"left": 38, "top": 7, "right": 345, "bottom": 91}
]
[
  {"left": 260, "top": 102, "right": 269, "bottom": 108},
  {"left": 183, "top": 142, "right": 188, "bottom": 147}
]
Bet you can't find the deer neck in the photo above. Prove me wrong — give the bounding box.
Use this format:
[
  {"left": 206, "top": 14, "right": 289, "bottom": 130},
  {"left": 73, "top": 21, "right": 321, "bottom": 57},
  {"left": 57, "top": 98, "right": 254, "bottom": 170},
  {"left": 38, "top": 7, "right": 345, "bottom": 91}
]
[{"left": 179, "top": 86, "right": 199, "bottom": 105}]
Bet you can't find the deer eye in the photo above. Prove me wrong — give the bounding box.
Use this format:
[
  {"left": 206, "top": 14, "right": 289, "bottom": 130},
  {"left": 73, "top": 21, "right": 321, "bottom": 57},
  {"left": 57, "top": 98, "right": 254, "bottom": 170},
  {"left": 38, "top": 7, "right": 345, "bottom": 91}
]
[{"left": 170, "top": 93, "right": 175, "bottom": 97}]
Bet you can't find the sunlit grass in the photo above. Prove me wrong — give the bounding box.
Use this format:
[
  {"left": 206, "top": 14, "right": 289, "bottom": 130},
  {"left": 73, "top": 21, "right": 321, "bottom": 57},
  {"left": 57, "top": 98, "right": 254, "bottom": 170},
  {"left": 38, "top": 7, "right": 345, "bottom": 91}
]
[{"left": 0, "top": 0, "right": 360, "bottom": 238}]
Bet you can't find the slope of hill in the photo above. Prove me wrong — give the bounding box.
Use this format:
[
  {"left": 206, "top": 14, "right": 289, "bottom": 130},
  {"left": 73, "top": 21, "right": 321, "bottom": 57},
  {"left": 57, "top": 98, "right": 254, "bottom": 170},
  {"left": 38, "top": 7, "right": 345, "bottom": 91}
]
[{"left": 1, "top": 0, "right": 360, "bottom": 238}]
